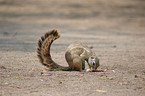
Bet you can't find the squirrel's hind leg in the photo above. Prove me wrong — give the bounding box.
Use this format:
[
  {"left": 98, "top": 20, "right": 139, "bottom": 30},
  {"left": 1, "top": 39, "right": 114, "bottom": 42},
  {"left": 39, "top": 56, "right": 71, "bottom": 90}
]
[{"left": 72, "top": 57, "right": 84, "bottom": 71}]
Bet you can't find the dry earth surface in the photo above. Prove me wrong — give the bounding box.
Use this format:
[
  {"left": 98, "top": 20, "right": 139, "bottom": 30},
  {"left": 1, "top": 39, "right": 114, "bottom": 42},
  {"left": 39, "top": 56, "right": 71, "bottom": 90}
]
[{"left": 0, "top": 0, "right": 145, "bottom": 96}]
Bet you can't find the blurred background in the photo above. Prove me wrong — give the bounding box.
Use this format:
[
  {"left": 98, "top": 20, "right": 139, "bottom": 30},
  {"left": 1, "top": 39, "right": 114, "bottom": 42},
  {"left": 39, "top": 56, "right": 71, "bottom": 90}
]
[
  {"left": 0, "top": 0, "right": 145, "bottom": 52},
  {"left": 1, "top": 1, "right": 145, "bottom": 96}
]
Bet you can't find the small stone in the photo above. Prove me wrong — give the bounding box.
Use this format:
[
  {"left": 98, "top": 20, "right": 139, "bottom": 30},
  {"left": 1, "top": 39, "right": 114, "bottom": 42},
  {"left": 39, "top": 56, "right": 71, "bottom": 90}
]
[
  {"left": 135, "top": 75, "right": 138, "bottom": 78},
  {"left": 104, "top": 69, "right": 107, "bottom": 72},
  {"left": 100, "top": 75, "right": 107, "bottom": 78},
  {"left": 5, "top": 82, "right": 9, "bottom": 85},
  {"left": 107, "top": 77, "right": 114, "bottom": 80},
  {"left": 96, "top": 89, "right": 107, "bottom": 93},
  {"left": 0, "top": 66, "right": 6, "bottom": 69},
  {"left": 40, "top": 79, "right": 43, "bottom": 81},
  {"left": 113, "top": 45, "right": 117, "bottom": 48},
  {"left": 40, "top": 72, "right": 44, "bottom": 75},
  {"left": 112, "top": 70, "right": 115, "bottom": 73},
  {"left": 3, "top": 32, "right": 9, "bottom": 36},
  {"left": 136, "top": 87, "right": 142, "bottom": 89}
]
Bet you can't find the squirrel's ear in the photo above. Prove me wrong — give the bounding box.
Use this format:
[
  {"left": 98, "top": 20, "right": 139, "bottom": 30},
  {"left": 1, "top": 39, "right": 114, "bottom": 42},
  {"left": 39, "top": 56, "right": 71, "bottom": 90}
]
[{"left": 89, "top": 46, "right": 93, "bottom": 49}]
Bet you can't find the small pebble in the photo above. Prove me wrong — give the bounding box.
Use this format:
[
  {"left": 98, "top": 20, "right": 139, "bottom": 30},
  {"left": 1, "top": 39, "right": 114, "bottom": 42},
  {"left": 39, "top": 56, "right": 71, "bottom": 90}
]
[
  {"left": 40, "top": 79, "right": 43, "bottom": 81},
  {"left": 135, "top": 75, "right": 138, "bottom": 78}
]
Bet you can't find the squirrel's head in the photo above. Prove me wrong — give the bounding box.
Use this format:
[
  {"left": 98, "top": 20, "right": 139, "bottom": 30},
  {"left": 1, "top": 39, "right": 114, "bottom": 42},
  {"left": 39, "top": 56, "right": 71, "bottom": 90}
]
[{"left": 88, "top": 56, "right": 100, "bottom": 71}]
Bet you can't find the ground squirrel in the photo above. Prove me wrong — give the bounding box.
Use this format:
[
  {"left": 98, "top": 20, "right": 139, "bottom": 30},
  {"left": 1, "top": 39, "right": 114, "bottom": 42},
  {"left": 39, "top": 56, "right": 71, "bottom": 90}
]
[{"left": 37, "top": 29, "right": 100, "bottom": 71}]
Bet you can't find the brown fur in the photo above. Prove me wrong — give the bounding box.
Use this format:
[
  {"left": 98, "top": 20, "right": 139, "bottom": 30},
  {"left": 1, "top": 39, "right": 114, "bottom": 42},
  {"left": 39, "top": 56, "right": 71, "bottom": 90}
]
[
  {"left": 37, "top": 29, "right": 99, "bottom": 71},
  {"left": 37, "top": 29, "right": 70, "bottom": 71}
]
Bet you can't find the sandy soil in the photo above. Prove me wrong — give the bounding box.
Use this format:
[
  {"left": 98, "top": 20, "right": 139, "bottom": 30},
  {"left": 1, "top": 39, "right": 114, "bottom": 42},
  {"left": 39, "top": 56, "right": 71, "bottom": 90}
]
[{"left": 0, "top": 0, "right": 145, "bottom": 96}]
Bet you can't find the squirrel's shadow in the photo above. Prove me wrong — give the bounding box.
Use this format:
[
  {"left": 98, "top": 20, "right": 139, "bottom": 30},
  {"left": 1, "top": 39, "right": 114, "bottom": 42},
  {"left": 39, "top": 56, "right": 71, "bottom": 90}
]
[{"left": 91, "top": 70, "right": 104, "bottom": 72}]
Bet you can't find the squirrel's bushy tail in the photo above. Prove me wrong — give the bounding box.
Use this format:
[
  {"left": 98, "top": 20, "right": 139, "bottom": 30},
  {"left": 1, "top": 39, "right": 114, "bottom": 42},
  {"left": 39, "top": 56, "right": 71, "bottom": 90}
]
[{"left": 37, "top": 29, "right": 70, "bottom": 71}]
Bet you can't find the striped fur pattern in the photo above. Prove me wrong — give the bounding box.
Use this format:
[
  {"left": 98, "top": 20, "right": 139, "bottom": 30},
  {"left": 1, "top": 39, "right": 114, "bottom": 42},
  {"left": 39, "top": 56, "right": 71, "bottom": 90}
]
[{"left": 37, "top": 29, "right": 70, "bottom": 71}]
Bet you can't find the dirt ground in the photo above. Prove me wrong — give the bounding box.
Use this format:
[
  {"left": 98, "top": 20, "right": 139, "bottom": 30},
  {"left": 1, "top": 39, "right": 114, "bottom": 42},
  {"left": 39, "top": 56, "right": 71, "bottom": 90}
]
[{"left": 0, "top": 0, "right": 145, "bottom": 96}]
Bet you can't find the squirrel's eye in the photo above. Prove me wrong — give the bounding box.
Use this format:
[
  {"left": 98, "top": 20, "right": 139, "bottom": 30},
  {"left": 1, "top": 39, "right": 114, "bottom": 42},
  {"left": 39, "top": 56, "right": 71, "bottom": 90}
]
[{"left": 91, "top": 57, "right": 94, "bottom": 59}]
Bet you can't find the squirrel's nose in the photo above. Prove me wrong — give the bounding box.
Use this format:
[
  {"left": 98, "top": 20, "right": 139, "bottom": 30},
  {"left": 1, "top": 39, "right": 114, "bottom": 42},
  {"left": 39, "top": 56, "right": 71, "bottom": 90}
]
[{"left": 93, "top": 62, "right": 95, "bottom": 66}]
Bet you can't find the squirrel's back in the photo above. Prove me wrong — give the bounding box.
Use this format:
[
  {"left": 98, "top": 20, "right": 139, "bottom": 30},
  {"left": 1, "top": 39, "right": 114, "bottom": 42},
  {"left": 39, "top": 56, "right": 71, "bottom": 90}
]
[{"left": 66, "top": 42, "right": 93, "bottom": 58}]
